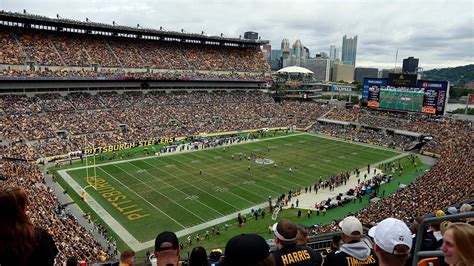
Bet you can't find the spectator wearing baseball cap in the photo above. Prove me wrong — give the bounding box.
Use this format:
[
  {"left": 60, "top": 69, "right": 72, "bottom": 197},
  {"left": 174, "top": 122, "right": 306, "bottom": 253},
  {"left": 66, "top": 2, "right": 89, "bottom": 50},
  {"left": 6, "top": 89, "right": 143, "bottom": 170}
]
[
  {"left": 372, "top": 218, "right": 412, "bottom": 266},
  {"left": 271, "top": 219, "right": 320, "bottom": 266},
  {"left": 447, "top": 207, "right": 458, "bottom": 215},
  {"left": 154, "top": 231, "right": 180, "bottom": 266},
  {"left": 224, "top": 233, "right": 274, "bottom": 266},
  {"left": 323, "top": 216, "right": 377, "bottom": 266}
]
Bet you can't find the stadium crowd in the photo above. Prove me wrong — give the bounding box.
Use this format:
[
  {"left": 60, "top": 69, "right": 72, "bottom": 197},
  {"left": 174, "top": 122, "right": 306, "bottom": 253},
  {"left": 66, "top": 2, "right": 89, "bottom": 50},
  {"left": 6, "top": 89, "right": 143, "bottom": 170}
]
[
  {"left": 0, "top": 160, "right": 111, "bottom": 264},
  {"left": 1, "top": 96, "right": 473, "bottom": 265},
  {"left": 0, "top": 27, "right": 271, "bottom": 81},
  {"left": 311, "top": 122, "right": 416, "bottom": 150},
  {"left": 1, "top": 17, "right": 473, "bottom": 265},
  {"left": 0, "top": 91, "right": 331, "bottom": 158},
  {"left": 306, "top": 107, "right": 473, "bottom": 236}
]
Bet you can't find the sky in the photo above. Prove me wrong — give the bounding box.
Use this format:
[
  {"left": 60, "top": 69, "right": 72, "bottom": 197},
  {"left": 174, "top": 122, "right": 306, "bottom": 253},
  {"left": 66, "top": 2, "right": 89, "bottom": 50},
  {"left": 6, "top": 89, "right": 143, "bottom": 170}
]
[{"left": 1, "top": 0, "right": 473, "bottom": 69}]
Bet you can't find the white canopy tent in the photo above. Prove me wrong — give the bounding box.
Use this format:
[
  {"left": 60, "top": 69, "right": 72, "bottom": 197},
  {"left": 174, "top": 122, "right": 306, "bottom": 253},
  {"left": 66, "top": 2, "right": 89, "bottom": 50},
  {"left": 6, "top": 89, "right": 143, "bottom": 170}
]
[{"left": 277, "top": 66, "right": 314, "bottom": 75}]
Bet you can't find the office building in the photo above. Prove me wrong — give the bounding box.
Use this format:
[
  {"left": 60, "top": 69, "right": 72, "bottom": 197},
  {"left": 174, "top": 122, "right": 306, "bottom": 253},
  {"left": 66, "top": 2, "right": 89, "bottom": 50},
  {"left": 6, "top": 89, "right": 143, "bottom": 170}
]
[
  {"left": 380, "top": 67, "right": 402, "bottom": 78},
  {"left": 341, "top": 35, "right": 358, "bottom": 66},
  {"left": 332, "top": 62, "right": 354, "bottom": 82},
  {"left": 402, "top": 56, "right": 419, "bottom": 74},
  {"left": 244, "top": 31, "right": 258, "bottom": 40},
  {"left": 306, "top": 58, "right": 331, "bottom": 81},
  {"left": 280, "top": 39, "right": 308, "bottom": 68},
  {"left": 262, "top": 44, "right": 271, "bottom": 63},
  {"left": 354, "top": 67, "right": 379, "bottom": 83},
  {"left": 269, "top": 50, "right": 282, "bottom": 70},
  {"left": 281, "top": 39, "right": 291, "bottom": 68}
]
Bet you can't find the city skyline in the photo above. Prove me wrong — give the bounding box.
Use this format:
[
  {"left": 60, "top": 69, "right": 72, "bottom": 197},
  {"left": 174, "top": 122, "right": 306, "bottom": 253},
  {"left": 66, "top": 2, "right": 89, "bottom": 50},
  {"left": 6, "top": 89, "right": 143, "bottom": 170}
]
[{"left": 2, "top": 0, "right": 472, "bottom": 70}]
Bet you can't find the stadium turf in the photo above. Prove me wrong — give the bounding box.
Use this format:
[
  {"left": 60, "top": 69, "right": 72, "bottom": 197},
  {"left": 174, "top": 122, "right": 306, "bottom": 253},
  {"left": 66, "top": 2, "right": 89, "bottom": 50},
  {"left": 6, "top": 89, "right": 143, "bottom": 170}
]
[
  {"left": 58, "top": 132, "right": 403, "bottom": 251},
  {"left": 379, "top": 89, "right": 424, "bottom": 112}
]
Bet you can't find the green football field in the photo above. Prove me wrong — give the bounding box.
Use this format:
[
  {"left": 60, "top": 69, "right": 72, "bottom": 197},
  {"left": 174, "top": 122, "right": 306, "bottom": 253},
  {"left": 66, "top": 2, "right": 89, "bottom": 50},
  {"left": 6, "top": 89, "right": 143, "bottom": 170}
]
[
  {"left": 379, "top": 89, "right": 424, "bottom": 112},
  {"left": 58, "top": 133, "right": 401, "bottom": 251}
]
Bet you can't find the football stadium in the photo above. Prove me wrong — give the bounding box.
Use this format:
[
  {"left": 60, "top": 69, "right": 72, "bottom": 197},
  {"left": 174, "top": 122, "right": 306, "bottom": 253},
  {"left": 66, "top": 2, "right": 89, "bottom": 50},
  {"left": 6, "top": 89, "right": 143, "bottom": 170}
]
[{"left": 0, "top": 10, "right": 473, "bottom": 266}]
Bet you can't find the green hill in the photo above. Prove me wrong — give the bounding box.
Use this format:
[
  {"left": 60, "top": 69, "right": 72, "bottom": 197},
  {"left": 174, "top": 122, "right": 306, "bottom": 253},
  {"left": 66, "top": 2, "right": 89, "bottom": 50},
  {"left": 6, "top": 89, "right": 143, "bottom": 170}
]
[{"left": 423, "top": 64, "right": 474, "bottom": 87}]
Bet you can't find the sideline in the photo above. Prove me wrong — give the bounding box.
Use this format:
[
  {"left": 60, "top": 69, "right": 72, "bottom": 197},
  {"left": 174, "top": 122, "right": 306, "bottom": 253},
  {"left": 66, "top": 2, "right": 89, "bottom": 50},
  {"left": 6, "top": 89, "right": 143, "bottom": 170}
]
[
  {"left": 63, "top": 132, "right": 305, "bottom": 171},
  {"left": 56, "top": 132, "right": 409, "bottom": 251}
]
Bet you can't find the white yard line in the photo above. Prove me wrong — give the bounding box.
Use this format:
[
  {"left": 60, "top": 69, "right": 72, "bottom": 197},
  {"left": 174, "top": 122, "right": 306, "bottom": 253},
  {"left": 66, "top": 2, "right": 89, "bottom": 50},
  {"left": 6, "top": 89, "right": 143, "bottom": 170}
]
[
  {"left": 138, "top": 159, "right": 241, "bottom": 210},
  {"left": 139, "top": 201, "right": 272, "bottom": 250},
  {"left": 104, "top": 164, "right": 208, "bottom": 222},
  {"left": 57, "top": 132, "right": 409, "bottom": 251},
  {"left": 57, "top": 170, "right": 147, "bottom": 250},
  {"left": 114, "top": 162, "right": 223, "bottom": 218}
]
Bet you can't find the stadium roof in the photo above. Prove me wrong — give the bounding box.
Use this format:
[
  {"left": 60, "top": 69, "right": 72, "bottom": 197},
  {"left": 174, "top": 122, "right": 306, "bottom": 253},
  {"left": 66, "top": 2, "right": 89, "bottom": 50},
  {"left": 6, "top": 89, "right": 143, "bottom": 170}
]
[
  {"left": 393, "top": 130, "right": 422, "bottom": 137},
  {"left": 277, "top": 66, "right": 314, "bottom": 74},
  {"left": 317, "top": 118, "right": 350, "bottom": 126},
  {"left": 0, "top": 11, "right": 269, "bottom": 47}
]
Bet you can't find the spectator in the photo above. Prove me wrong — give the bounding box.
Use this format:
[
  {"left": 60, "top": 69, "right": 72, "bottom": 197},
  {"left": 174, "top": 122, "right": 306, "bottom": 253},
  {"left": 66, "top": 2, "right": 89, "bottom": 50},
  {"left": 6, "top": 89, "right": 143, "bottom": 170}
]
[
  {"left": 320, "top": 235, "right": 342, "bottom": 260},
  {"left": 323, "top": 216, "right": 377, "bottom": 266},
  {"left": 154, "top": 231, "right": 180, "bottom": 266},
  {"left": 0, "top": 187, "right": 58, "bottom": 266},
  {"left": 441, "top": 223, "right": 474, "bottom": 266},
  {"left": 224, "top": 233, "right": 274, "bottom": 266},
  {"left": 372, "top": 218, "right": 412, "bottom": 266},
  {"left": 271, "top": 219, "right": 320, "bottom": 266},
  {"left": 66, "top": 256, "right": 79, "bottom": 266},
  {"left": 119, "top": 249, "right": 136, "bottom": 266},
  {"left": 296, "top": 225, "right": 308, "bottom": 246},
  {"left": 188, "top": 246, "right": 208, "bottom": 266}
]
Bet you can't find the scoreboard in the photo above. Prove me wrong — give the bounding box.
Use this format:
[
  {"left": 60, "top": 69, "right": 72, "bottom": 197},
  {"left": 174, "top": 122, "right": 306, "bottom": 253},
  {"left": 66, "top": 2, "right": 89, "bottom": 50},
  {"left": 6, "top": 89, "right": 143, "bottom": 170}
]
[{"left": 363, "top": 76, "right": 449, "bottom": 115}]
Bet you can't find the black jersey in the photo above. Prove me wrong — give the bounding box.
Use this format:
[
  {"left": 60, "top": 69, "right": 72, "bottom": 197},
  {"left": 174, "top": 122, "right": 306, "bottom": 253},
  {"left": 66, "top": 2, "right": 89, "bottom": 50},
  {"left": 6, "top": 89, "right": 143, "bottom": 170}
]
[{"left": 272, "top": 245, "right": 322, "bottom": 266}]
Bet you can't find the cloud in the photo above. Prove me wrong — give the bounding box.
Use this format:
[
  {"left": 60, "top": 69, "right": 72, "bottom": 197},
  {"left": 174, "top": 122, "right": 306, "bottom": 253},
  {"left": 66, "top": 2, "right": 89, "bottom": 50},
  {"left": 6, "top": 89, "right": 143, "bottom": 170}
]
[{"left": 2, "top": 0, "right": 472, "bottom": 69}]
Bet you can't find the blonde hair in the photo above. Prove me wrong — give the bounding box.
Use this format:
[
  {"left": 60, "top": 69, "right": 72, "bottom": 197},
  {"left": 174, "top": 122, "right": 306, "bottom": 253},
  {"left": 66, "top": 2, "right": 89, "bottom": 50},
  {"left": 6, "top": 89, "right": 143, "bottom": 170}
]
[{"left": 447, "top": 223, "right": 474, "bottom": 266}]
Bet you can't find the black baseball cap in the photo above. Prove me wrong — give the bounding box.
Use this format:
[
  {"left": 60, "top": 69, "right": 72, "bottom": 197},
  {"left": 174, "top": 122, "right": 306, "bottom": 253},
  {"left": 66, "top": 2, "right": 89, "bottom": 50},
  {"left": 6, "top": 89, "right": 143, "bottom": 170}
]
[
  {"left": 155, "top": 231, "right": 179, "bottom": 252},
  {"left": 224, "top": 234, "right": 270, "bottom": 266}
]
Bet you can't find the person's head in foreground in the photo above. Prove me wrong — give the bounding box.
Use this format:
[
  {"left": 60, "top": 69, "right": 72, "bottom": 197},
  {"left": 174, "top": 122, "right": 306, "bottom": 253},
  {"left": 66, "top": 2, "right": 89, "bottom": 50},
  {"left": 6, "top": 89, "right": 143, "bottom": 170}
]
[
  {"left": 188, "top": 246, "right": 208, "bottom": 266},
  {"left": 441, "top": 222, "right": 474, "bottom": 266},
  {"left": 339, "top": 216, "right": 363, "bottom": 242},
  {"left": 154, "top": 231, "right": 180, "bottom": 266},
  {"left": 224, "top": 233, "right": 274, "bottom": 266},
  {"left": 273, "top": 219, "right": 297, "bottom": 248},
  {"left": 372, "top": 218, "right": 412, "bottom": 266},
  {"left": 296, "top": 225, "right": 308, "bottom": 246},
  {"left": 0, "top": 186, "right": 58, "bottom": 266},
  {"left": 119, "top": 249, "right": 136, "bottom": 266}
]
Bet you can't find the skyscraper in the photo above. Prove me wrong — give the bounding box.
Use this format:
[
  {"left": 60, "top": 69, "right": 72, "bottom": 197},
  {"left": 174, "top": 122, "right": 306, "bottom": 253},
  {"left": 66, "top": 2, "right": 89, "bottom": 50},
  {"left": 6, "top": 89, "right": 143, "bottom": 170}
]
[
  {"left": 244, "top": 31, "right": 258, "bottom": 40},
  {"left": 402, "top": 57, "right": 419, "bottom": 74},
  {"left": 329, "top": 45, "right": 341, "bottom": 63},
  {"left": 354, "top": 67, "right": 378, "bottom": 83},
  {"left": 341, "top": 35, "right": 358, "bottom": 66},
  {"left": 281, "top": 39, "right": 291, "bottom": 67}
]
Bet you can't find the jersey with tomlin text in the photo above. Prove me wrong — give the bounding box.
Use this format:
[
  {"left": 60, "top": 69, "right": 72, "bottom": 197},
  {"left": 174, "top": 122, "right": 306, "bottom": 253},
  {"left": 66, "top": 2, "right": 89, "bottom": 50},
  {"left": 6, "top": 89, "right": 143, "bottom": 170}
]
[
  {"left": 272, "top": 245, "right": 321, "bottom": 266},
  {"left": 322, "top": 241, "right": 378, "bottom": 266}
]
